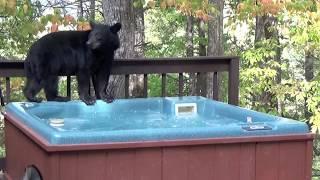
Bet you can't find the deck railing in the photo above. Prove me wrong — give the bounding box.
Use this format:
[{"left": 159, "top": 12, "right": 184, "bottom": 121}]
[{"left": 0, "top": 56, "right": 239, "bottom": 106}]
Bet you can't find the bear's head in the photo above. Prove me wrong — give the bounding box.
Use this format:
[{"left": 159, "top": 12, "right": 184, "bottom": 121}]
[{"left": 86, "top": 22, "right": 121, "bottom": 51}]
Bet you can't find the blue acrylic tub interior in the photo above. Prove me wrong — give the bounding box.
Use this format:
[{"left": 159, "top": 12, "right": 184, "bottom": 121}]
[{"left": 5, "top": 96, "right": 309, "bottom": 144}]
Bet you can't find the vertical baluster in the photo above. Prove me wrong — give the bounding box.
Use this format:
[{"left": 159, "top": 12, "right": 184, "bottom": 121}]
[
  {"left": 125, "top": 74, "right": 129, "bottom": 98},
  {"left": 6, "top": 77, "right": 10, "bottom": 103},
  {"left": 161, "top": 73, "right": 166, "bottom": 97},
  {"left": 213, "top": 72, "right": 219, "bottom": 101},
  {"left": 196, "top": 72, "right": 201, "bottom": 96},
  {"left": 143, "top": 74, "right": 148, "bottom": 97},
  {"left": 67, "top": 76, "right": 71, "bottom": 99},
  {"left": 198, "top": 72, "right": 206, "bottom": 97},
  {"left": 178, "top": 73, "right": 183, "bottom": 96},
  {"left": 0, "top": 79, "right": 4, "bottom": 106},
  {"left": 201, "top": 73, "right": 207, "bottom": 97}
]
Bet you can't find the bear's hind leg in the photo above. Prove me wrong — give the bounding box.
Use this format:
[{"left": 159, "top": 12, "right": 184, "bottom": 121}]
[
  {"left": 44, "top": 76, "right": 70, "bottom": 102},
  {"left": 23, "top": 77, "right": 43, "bottom": 103}
]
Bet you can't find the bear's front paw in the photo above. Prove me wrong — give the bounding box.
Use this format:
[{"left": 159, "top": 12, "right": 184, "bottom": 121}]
[
  {"left": 81, "top": 95, "right": 96, "bottom": 105},
  {"left": 104, "top": 96, "right": 115, "bottom": 103},
  {"left": 100, "top": 93, "right": 114, "bottom": 103}
]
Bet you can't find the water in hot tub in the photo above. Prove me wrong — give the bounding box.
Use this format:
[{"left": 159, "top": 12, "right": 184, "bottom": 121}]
[
  {"left": 39, "top": 111, "right": 239, "bottom": 132},
  {"left": 31, "top": 100, "right": 242, "bottom": 132}
]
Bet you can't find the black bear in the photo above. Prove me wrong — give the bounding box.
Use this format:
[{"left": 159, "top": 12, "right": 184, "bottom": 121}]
[{"left": 23, "top": 22, "right": 121, "bottom": 105}]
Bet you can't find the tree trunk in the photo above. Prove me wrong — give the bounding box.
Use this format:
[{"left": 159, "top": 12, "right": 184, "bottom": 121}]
[
  {"left": 305, "top": 50, "right": 314, "bottom": 119},
  {"left": 255, "top": 15, "right": 281, "bottom": 112},
  {"left": 89, "top": 0, "right": 95, "bottom": 21},
  {"left": 102, "top": 0, "right": 135, "bottom": 98},
  {"left": 255, "top": 15, "right": 265, "bottom": 43},
  {"left": 134, "top": 7, "right": 145, "bottom": 58},
  {"left": 198, "top": 19, "right": 206, "bottom": 56},
  {"left": 207, "top": 0, "right": 224, "bottom": 99},
  {"left": 275, "top": 32, "right": 283, "bottom": 114},
  {"left": 305, "top": 51, "right": 314, "bottom": 81},
  {"left": 186, "top": 16, "right": 196, "bottom": 96},
  {"left": 78, "top": 0, "right": 84, "bottom": 19},
  {"left": 186, "top": 16, "right": 194, "bottom": 57},
  {"left": 252, "top": 13, "right": 265, "bottom": 108},
  {"left": 273, "top": 22, "right": 283, "bottom": 114},
  {"left": 190, "top": 19, "right": 206, "bottom": 96},
  {"left": 207, "top": 0, "right": 224, "bottom": 56},
  {"left": 130, "top": 6, "right": 145, "bottom": 97},
  {"left": 264, "top": 17, "right": 282, "bottom": 113}
]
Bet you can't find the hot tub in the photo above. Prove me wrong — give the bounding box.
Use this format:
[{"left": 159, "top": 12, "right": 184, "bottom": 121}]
[{"left": 4, "top": 96, "right": 314, "bottom": 180}]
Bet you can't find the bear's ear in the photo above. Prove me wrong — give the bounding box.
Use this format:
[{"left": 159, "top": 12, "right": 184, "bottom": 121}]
[
  {"left": 110, "top": 22, "right": 121, "bottom": 34},
  {"left": 89, "top": 21, "right": 96, "bottom": 29}
]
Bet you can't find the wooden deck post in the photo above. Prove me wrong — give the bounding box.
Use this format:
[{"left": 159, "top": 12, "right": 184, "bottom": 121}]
[{"left": 228, "top": 57, "right": 239, "bottom": 105}]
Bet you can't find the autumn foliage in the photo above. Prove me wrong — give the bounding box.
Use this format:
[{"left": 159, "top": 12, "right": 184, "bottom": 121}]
[
  {"left": 0, "top": 0, "right": 17, "bottom": 14},
  {"left": 237, "top": 0, "right": 290, "bottom": 17},
  {"left": 146, "top": 0, "right": 211, "bottom": 21}
]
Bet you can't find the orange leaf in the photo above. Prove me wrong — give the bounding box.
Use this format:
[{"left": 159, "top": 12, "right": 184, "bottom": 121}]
[
  {"left": 166, "top": 0, "right": 175, "bottom": 7},
  {"left": 77, "top": 24, "right": 83, "bottom": 31},
  {"left": 51, "top": 23, "right": 58, "bottom": 32},
  {"left": 6, "top": 0, "right": 16, "bottom": 14},
  {"left": 147, "top": 0, "right": 155, "bottom": 8},
  {"left": 260, "top": 0, "right": 272, "bottom": 4},
  {"left": 237, "top": 3, "right": 245, "bottom": 12},
  {"left": 160, "top": 0, "right": 166, "bottom": 9},
  {"left": 83, "top": 22, "right": 91, "bottom": 31},
  {"left": 202, "top": 14, "right": 209, "bottom": 21}
]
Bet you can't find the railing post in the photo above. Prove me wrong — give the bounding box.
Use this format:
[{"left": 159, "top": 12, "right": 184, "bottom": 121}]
[
  {"left": 228, "top": 57, "right": 239, "bottom": 105},
  {"left": 196, "top": 72, "right": 201, "bottom": 96},
  {"left": 199, "top": 73, "right": 207, "bottom": 97},
  {"left": 212, "top": 72, "right": 219, "bottom": 101},
  {"left": 6, "top": 77, "right": 10, "bottom": 104},
  {"left": 178, "top": 73, "right": 183, "bottom": 96},
  {"left": 143, "top": 74, "right": 148, "bottom": 98},
  {"left": 161, "top": 74, "right": 166, "bottom": 97},
  {"left": 125, "top": 74, "right": 129, "bottom": 98},
  {"left": 67, "top": 76, "right": 71, "bottom": 99},
  {"left": 0, "top": 79, "right": 4, "bottom": 106}
]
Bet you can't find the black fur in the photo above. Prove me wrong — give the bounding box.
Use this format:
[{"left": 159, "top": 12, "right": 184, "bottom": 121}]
[{"left": 23, "top": 22, "right": 121, "bottom": 105}]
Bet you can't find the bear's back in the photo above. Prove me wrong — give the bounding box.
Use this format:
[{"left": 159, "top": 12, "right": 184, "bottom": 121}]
[
  {"left": 26, "top": 30, "right": 92, "bottom": 76},
  {"left": 33, "top": 30, "right": 90, "bottom": 50}
]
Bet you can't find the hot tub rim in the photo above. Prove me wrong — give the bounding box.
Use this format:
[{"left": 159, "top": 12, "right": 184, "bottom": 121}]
[{"left": 4, "top": 112, "right": 314, "bottom": 153}]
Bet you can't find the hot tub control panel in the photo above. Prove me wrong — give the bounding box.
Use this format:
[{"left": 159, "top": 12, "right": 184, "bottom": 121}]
[
  {"left": 175, "top": 103, "right": 197, "bottom": 117},
  {"left": 242, "top": 124, "right": 272, "bottom": 131}
]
